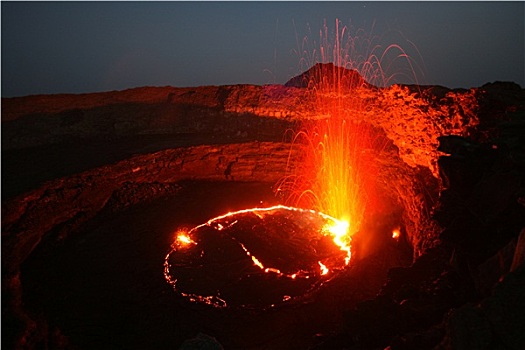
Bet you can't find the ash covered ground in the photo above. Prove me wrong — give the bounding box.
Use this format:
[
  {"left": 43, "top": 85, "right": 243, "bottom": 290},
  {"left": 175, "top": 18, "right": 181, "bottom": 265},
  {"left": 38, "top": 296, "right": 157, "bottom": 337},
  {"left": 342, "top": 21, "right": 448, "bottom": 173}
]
[{"left": 2, "top": 66, "right": 525, "bottom": 349}]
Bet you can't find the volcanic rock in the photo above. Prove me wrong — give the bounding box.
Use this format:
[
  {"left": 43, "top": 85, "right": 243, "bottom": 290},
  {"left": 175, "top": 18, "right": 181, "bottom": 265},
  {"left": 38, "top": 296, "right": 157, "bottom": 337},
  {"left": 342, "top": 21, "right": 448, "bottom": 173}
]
[
  {"left": 284, "top": 62, "right": 373, "bottom": 89},
  {"left": 313, "top": 119, "right": 525, "bottom": 349},
  {"left": 179, "top": 333, "right": 224, "bottom": 350}
]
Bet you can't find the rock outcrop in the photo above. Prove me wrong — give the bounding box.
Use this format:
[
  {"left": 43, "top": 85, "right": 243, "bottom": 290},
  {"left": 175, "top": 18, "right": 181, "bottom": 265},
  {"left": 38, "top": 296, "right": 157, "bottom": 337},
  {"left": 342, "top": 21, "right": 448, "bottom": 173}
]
[
  {"left": 314, "top": 131, "right": 525, "bottom": 350},
  {"left": 2, "top": 142, "right": 300, "bottom": 274},
  {"left": 2, "top": 79, "right": 489, "bottom": 181},
  {"left": 284, "top": 62, "right": 373, "bottom": 90}
]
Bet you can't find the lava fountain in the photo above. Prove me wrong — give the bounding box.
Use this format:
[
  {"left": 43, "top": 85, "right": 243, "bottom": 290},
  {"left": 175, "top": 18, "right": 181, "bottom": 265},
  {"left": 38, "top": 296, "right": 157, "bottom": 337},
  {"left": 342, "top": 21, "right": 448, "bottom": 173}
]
[{"left": 278, "top": 19, "right": 418, "bottom": 240}]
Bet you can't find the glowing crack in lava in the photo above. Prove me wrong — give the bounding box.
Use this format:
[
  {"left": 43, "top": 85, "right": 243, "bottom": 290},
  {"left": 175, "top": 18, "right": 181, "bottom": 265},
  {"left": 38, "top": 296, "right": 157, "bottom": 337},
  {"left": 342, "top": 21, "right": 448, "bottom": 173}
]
[{"left": 164, "top": 205, "right": 350, "bottom": 308}]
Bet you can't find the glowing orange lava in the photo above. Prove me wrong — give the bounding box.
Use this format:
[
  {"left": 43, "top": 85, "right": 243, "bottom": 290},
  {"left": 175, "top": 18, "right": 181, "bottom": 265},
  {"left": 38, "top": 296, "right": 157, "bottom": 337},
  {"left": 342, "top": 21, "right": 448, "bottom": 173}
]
[
  {"left": 318, "top": 261, "right": 329, "bottom": 275},
  {"left": 170, "top": 205, "right": 352, "bottom": 277},
  {"left": 278, "top": 19, "right": 417, "bottom": 253},
  {"left": 173, "top": 231, "right": 195, "bottom": 247},
  {"left": 392, "top": 228, "right": 401, "bottom": 240},
  {"left": 164, "top": 205, "right": 353, "bottom": 308}
]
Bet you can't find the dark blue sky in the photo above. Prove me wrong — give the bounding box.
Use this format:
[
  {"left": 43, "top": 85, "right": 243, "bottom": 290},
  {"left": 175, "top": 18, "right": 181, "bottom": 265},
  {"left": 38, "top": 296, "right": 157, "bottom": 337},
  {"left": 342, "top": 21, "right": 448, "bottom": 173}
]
[{"left": 2, "top": 1, "right": 524, "bottom": 97}]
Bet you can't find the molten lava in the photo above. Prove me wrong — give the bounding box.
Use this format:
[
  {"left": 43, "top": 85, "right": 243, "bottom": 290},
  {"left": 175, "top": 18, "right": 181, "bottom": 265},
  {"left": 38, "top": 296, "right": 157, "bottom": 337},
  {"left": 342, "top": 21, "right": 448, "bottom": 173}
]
[
  {"left": 324, "top": 217, "right": 351, "bottom": 264},
  {"left": 392, "top": 228, "right": 401, "bottom": 240},
  {"left": 164, "top": 205, "right": 351, "bottom": 308},
  {"left": 278, "top": 19, "right": 417, "bottom": 242},
  {"left": 174, "top": 231, "right": 195, "bottom": 247}
]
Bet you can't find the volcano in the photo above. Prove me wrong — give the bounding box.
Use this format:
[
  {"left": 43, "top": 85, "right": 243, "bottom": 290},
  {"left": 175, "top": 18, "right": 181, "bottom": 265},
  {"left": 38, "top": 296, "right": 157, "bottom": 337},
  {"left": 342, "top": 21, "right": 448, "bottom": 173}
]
[
  {"left": 284, "top": 63, "right": 374, "bottom": 89},
  {"left": 2, "top": 66, "right": 525, "bottom": 349}
]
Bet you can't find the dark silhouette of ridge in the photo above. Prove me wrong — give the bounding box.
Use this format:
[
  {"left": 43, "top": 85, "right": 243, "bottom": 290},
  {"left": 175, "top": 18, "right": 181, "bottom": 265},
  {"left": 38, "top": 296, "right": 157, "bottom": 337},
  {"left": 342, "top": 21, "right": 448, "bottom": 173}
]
[{"left": 284, "top": 63, "right": 374, "bottom": 90}]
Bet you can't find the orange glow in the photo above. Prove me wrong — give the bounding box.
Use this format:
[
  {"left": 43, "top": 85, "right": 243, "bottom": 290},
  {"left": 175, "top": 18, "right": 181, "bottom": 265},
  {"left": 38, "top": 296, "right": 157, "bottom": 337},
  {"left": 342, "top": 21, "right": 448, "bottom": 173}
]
[
  {"left": 278, "top": 19, "right": 418, "bottom": 257},
  {"left": 164, "top": 205, "right": 352, "bottom": 308},
  {"left": 251, "top": 255, "right": 265, "bottom": 269},
  {"left": 318, "top": 261, "right": 329, "bottom": 275},
  {"left": 221, "top": 205, "right": 350, "bottom": 276},
  {"left": 173, "top": 230, "right": 195, "bottom": 248},
  {"left": 168, "top": 205, "right": 350, "bottom": 280},
  {"left": 392, "top": 228, "right": 400, "bottom": 240},
  {"left": 277, "top": 115, "right": 372, "bottom": 264},
  {"left": 322, "top": 218, "right": 352, "bottom": 265}
]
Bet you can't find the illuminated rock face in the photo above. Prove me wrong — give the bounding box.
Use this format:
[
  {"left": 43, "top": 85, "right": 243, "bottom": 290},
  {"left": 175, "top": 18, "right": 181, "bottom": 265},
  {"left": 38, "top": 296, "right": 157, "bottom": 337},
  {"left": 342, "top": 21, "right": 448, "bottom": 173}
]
[
  {"left": 2, "top": 142, "right": 300, "bottom": 275},
  {"left": 2, "top": 80, "right": 479, "bottom": 164}
]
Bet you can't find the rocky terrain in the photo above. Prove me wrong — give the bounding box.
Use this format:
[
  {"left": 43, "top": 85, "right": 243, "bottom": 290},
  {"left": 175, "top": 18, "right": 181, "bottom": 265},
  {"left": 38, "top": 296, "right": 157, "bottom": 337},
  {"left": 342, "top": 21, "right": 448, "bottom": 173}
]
[{"left": 2, "top": 64, "right": 525, "bottom": 349}]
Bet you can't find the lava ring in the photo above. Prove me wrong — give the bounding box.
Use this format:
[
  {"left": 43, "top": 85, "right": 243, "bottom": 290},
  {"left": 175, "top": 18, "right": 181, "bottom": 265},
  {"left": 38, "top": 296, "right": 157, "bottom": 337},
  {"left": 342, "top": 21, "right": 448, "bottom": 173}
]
[{"left": 164, "top": 205, "right": 352, "bottom": 309}]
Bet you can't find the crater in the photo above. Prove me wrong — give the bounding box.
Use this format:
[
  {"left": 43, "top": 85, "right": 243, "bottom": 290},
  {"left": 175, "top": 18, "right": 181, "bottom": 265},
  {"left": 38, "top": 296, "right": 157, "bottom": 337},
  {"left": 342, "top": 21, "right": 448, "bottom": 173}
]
[{"left": 3, "top": 78, "right": 524, "bottom": 349}]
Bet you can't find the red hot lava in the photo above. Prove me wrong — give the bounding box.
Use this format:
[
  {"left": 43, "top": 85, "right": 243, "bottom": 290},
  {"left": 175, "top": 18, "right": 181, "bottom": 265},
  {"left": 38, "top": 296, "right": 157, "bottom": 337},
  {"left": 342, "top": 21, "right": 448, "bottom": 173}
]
[{"left": 164, "top": 205, "right": 351, "bottom": 308}]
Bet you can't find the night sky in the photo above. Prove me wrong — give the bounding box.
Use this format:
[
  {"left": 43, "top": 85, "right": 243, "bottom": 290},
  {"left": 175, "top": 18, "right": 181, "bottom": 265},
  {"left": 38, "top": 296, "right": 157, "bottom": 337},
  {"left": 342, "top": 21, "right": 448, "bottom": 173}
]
[{"left": 1, "top": 1, "right": 524, "bottom": 97}]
